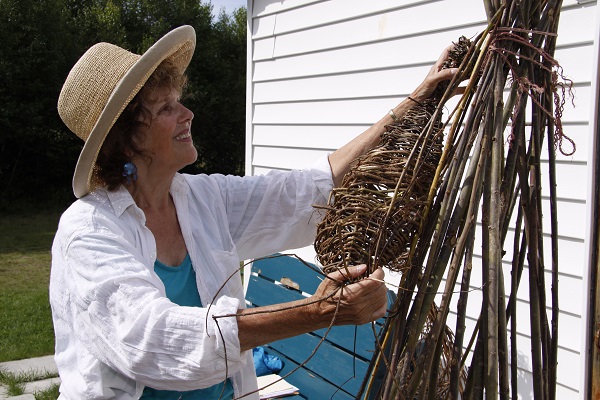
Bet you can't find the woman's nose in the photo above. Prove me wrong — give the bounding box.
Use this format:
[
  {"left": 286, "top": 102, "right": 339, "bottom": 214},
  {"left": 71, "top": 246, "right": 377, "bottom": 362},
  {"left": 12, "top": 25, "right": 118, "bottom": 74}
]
[{"left": 179, "top": 104, "right": 194, "bottom": 122}]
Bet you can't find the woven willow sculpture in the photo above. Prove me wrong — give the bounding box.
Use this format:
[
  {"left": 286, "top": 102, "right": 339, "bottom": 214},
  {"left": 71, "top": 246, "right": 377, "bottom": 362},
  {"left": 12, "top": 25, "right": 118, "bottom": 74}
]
[
  {"left": 394, "top": 304, "right": 467, "bottom": 398},
  {"left": 357, "top": 2, "right": 572, "bottom": 398},
  {"left": 314, "top": 37, "right": 472, "bottom": 276}
]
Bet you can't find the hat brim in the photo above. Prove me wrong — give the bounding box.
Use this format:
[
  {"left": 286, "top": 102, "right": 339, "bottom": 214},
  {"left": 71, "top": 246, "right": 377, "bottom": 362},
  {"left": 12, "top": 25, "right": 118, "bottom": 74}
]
[{"left": 72, "top": 25, "right": 196, "bottom": 198}]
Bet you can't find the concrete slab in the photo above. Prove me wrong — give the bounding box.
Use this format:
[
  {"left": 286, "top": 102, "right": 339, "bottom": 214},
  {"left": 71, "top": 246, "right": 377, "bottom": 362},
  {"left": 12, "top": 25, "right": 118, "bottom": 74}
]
[
  {"left": 4, "top": 395, "right": 35, "bottom": 400},
  {"left": 0, "top": 356, "right": 59, "bottom": 400},
  {"left": 24, "top": 377, "right": 61, "bottom": 394},
  {"left": 0, "top": 356, "right": 57, "bottom": 376},
  {"left": 0, "top": 388, "right": 36, "bottom": 400}
]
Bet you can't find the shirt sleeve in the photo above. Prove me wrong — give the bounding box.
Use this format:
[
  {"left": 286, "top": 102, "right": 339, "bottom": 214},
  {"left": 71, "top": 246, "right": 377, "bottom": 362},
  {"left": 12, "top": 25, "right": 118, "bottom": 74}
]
[
  {"left": 52, "top": 212, "right": 247, "bottom": 391},
  {"left": 209, "top": 155, "right": 334, "bottom": 260}
]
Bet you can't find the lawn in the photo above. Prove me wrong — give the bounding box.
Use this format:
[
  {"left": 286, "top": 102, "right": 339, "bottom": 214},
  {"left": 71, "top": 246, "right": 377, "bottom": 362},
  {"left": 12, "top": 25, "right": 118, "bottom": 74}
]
[{"left": 0, "top": 212, "right": 61, "bottom": 362}]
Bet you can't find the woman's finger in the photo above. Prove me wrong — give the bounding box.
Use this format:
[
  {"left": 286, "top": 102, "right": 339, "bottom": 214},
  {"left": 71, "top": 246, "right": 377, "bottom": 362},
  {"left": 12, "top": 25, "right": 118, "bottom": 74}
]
[{"left": 325, "top": 264, "right": 368, "bottom": 283}]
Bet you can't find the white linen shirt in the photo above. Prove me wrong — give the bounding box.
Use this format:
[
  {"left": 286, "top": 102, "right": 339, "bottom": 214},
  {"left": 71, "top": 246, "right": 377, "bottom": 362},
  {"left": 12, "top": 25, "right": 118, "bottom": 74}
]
[{"left": 49, "top": 158, "right": 333, "bottom": 399}]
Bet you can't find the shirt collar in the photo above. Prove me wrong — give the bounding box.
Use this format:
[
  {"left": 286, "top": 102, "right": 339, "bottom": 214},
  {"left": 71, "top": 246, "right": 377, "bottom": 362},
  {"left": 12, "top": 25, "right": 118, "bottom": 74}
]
[
  {"left": 170, "top": 173, "right": 189, "bottom": 196},
  {"left": 105, "top": 185, "right": 137, "bottom": 218},
  {"left": 103, "top": 173, "right": 189, "bottom": 218}
]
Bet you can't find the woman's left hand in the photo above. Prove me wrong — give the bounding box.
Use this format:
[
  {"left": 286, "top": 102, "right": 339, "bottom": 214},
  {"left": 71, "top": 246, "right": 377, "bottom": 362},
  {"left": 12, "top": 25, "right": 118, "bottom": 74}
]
[
  {"left": 310, "top": 264, "right": 388, "bottom": 326},
  {"left": 236, "top": 264, "right": 388, "bottom": 351}
]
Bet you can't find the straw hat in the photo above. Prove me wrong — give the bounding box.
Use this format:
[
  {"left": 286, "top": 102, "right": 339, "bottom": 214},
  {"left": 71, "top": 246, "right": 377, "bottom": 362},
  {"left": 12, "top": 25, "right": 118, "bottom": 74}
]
[{"left": 58, "top": 25, "right": 196, "bottom": 198}]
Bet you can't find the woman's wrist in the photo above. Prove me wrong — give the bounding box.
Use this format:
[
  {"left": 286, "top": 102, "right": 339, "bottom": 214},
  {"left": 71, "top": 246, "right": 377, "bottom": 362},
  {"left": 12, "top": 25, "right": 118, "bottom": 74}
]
[{"left": 388, "top": 96, "right": 419, "bottom": 124}]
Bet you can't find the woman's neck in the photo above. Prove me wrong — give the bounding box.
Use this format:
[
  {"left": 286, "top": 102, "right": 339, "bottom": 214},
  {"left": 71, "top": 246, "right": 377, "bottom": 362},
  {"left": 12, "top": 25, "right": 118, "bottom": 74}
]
[{"left": 127, "top": 170, "right": 175, "bottom": 211}]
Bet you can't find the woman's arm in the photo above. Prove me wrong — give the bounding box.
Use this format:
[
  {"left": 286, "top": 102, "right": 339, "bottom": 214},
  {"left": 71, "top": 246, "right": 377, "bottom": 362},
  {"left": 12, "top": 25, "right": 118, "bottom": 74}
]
[
  {"left": 237, "top": 265, "right": 386, "bottom": 351},
  {"left": 328, "top": 46, "right": 459, "bottom": 187},
  {"left": 236, "top": 46, "right": 460, "bottom": 351}
]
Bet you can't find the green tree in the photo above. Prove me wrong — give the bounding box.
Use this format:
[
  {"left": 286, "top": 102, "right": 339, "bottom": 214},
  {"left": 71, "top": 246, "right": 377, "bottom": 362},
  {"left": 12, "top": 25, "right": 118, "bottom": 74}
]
[
  {"left": 0, "top": 0, "right": 81, "bottom": 209},
  {"left": 185, "top": 7, "right": 247, "bottom": 176},
  {"left": 0, "top": 0, "right": 247, "bottom": 212}
]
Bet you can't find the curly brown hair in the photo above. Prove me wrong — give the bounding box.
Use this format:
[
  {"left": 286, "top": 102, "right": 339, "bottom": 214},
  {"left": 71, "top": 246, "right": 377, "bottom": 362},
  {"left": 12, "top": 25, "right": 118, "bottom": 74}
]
[{"left": 95, "top": 59, "right": 188, "bottom": 191}]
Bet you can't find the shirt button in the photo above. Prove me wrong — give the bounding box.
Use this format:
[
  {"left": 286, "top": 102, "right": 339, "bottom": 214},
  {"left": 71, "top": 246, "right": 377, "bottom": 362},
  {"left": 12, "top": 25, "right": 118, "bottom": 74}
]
[
  {"left": 215, "top": 360, "right": 226, "bottom": 371},
  {"left": 150, "top": 252, "right": 156, "bottom": 259}
]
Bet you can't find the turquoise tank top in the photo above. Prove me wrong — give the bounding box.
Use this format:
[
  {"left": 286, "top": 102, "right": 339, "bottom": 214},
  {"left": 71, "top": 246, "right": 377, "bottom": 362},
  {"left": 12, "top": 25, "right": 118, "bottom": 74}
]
[{"left": 140, "top": 254, "right": 234, "bottom": 400}]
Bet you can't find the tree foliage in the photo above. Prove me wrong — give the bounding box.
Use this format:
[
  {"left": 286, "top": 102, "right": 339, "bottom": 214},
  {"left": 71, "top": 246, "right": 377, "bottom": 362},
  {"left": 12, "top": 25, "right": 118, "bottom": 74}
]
[{"left": 0, "top": 0, "right": 247, "bottom": 212}]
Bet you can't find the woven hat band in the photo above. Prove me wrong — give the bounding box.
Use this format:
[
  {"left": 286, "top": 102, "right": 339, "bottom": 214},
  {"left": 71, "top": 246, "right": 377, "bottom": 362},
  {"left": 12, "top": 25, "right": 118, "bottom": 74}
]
[{"left": 58, "top": 43, "right": 140, "bottom": 142}]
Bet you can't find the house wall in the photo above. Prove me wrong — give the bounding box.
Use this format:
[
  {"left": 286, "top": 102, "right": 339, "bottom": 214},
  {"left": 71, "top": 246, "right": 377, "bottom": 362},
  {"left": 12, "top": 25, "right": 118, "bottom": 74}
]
[{"left": 246, "top": 0, "right": 599, "bottom": 397}]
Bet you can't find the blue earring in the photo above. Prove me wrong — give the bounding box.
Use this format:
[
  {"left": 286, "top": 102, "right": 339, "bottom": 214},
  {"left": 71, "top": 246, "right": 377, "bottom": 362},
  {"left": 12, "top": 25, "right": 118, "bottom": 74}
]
[{"left": 122, "top": 162, "right": 138, "bottom": 185}]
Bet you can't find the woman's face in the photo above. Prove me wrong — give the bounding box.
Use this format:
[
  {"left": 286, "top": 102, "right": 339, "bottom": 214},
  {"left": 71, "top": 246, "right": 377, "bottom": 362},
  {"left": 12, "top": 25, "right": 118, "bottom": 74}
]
[{"left": 134, "top": 86, "right": 197, "bottom": 176}]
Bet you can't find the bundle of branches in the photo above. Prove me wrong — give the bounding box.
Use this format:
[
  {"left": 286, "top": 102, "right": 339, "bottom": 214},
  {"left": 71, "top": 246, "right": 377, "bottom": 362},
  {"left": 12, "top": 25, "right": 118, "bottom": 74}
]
[
  {"left": 392, "top": 303, "right": 468, "bottom": 399},
  {"left": 321, "top": 1, "right": 574, "bottom": 399},
  {"left": 314, "top": 37, "right": 472, "bottom": 276}
]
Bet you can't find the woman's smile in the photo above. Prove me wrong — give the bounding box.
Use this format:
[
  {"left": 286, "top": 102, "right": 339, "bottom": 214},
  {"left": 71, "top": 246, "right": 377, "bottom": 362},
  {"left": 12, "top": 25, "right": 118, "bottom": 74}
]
[{"left": 174, "top": 130, "right": 192, "bottom": 141}]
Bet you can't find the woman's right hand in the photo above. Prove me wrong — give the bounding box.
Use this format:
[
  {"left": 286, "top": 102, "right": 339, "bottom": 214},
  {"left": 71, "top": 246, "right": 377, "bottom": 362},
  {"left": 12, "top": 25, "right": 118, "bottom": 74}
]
[{"left": 408, "top": 44, "right": 460, "bottom": 103}]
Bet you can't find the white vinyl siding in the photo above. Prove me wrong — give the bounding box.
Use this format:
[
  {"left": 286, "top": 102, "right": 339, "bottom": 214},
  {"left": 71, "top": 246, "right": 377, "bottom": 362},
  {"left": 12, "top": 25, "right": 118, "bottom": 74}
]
[{"left": 247, "top": 0, "right": 599, "bottom": 397}]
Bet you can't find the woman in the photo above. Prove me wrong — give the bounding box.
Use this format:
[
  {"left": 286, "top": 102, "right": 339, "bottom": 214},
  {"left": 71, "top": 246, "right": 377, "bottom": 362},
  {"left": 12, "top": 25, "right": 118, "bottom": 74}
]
[{"left": 50, "top": 25, "right": 457, "bottom": 399}]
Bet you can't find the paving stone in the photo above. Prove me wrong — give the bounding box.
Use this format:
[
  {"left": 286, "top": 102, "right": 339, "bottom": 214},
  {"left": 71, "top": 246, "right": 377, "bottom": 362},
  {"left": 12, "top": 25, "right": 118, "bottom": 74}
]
[
  {"left": 0, "top": 356, "right": 57, "bottom": 376},
  {"left": 24, "top": 377, "right": 61, "bottom": 394},
  {"left": 5, "top": 395, "right": 35, "bottom": 400},
  {"left": 0, "top": 355, "right": 59, "bottom": 400},
  {"left": 0, "top": 388, "right": 36, "bottom": 400}
]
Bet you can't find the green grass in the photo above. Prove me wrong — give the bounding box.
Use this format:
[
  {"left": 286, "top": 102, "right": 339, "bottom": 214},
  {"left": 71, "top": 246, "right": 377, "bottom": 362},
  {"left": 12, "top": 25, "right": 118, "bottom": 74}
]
[
  {"left": 0, "top": 367, "right": 26, "bottom": 396},
  {"left": 35, "top": 383, "right": 60, "bottom": 400},
  {"left": 0, "top": 367, "right": 59, "bottom": 398},
  {"left": 0, "top": 212, "right": 61, "bottom": 362}
]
